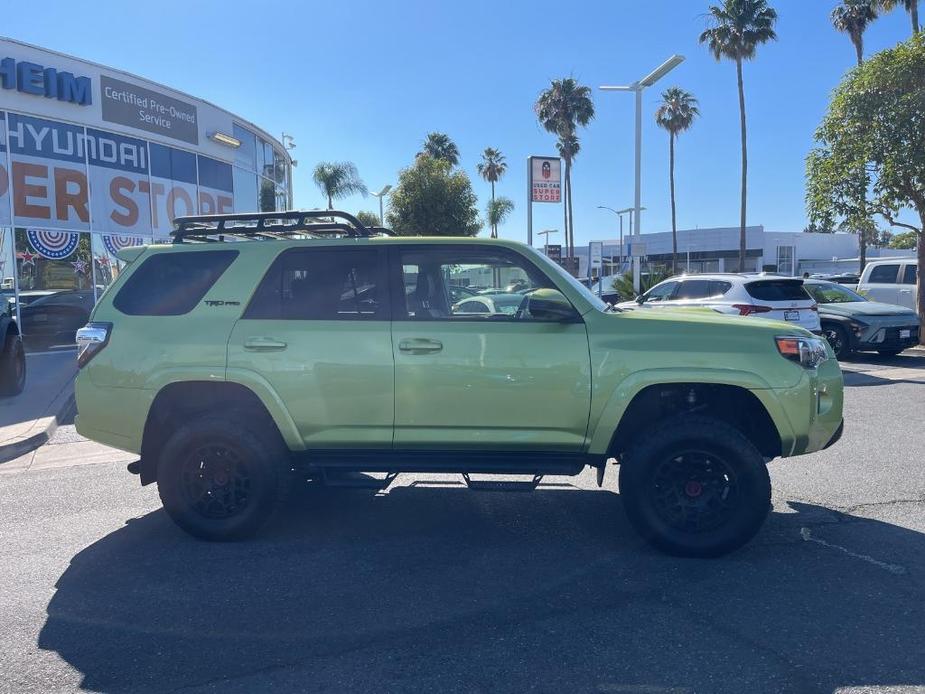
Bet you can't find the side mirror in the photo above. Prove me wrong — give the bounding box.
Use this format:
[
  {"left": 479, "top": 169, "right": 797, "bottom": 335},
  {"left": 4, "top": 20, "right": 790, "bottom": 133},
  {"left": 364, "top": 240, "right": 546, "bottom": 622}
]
[
  {"left": 526, "top": 289, "right": 579, "bottom": 322},
  {"left": 635, "top": 294, "right": 646, "bottom": 305}
]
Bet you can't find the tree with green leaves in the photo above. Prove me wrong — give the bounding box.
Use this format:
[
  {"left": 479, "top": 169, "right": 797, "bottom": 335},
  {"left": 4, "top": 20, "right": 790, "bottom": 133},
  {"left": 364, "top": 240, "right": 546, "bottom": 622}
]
[
  {"left": 355, "top": 210, "right": 381, "bottom": 228},
  {"left": 485, "top": 196, "right": 514, "bottom": 238},
  {"left": 806, "top": 34, "right": 925, "bottom": 340},
  {"left": 879, "top": 0, "right": 920, "bottom": 34},
  {"left": 889, "top": 230, "right": 918, "bottom": 249},
  {"left": 312, "top": 162, "right": 367, "bottom": 210},
  {"left": 700, "top": 0, "right": 778, "bottom": 272},
  {"left": 477, "top": 147, "right": 507, "bottom": 213},
  {"left": 610, "top": 267, "right": 672, "bottom": 301},
  {"left": 655, "top": 87, "right": 700, "bottom": 273},
  {"left": 535, "top": 77, "right": 595, "bottom": 259},
  {"left": 386, "top": 155, "right": 480, "bottom": 236},
  {"left": 419, "top": 132, "right": 460, "bottom": 167}
]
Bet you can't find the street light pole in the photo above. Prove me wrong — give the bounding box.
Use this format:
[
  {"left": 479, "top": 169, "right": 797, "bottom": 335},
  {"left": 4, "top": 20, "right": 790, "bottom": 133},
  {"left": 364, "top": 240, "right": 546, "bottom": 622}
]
[
  {"left": 537, "top": 229, "right": 558, "bottom": 256},
  {"left": 599, "top": 205, "right": 645, "bottom": 274},
  {"left": 371, "top": 185, "right": 393, "bottom": 226},
  {"left": 601, "top": 55, "right": 685, "bottom": 291}
]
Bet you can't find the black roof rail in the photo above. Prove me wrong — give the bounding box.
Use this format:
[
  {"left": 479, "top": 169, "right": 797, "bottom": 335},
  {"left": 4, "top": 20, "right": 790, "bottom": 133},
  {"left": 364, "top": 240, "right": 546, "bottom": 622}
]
[{"left": 170, "top": 210, "right": 394, "bottom": 242}]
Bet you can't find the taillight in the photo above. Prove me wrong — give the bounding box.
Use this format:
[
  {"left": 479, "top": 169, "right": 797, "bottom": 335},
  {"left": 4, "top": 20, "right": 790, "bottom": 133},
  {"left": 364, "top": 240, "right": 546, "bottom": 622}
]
[
  {"left": 809, "top": 304, "right": 819, "bottom": 312},
  {"left": 732, "top": 304, "right": 773, "bottom": 316},
  {"left": 76, "top": 322, "right": 112, "bottom": 368}
]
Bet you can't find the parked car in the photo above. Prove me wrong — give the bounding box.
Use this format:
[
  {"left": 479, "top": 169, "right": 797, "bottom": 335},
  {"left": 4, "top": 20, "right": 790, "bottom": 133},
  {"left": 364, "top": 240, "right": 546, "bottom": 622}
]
[
  {"left": 809, "top": 273, "right": 860, "bottom": 286},
  {"left": 803, "top": 279, "right": 919, "bottom": 358},
  {"left": 20, "top": 290, "right": 95, "bottom": 348},
  {"left": 856, "top": 258, "right": 918, "bottom": 313},
  {"left": 451, "top": 293, "right": 527, "bottom": 316},
  {"left": 617, "top": 273, "right": 822, "bottom": 334},
  {"left": 75, "top": 210, "right": 843, "bottom": 558},
  {"left": 0, "top": 293, "right": 25, "bottom": 396}
]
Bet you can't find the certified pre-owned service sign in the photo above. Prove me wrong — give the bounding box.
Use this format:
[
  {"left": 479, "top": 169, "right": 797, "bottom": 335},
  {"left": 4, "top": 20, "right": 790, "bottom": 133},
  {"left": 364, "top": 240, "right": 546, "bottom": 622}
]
[{"left": 100, "top": 75, "right": 199, "bottom": 145}]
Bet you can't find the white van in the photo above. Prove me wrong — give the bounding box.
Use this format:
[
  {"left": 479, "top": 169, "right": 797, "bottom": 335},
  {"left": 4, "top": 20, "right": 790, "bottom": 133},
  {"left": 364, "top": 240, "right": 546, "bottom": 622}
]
[{"left": 857, "top": 258, "right": 918, "bottom": 313}]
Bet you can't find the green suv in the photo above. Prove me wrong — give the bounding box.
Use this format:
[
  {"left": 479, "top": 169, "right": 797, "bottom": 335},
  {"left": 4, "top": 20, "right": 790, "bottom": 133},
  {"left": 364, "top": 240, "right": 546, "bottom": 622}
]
[{"left": 74, "top": 211, "right": 844, "bottom": 557}]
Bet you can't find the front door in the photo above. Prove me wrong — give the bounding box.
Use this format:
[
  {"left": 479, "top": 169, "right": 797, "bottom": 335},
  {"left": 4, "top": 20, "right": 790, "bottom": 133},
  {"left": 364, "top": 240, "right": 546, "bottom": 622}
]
[
  {"left": 227, "top": 246, "right": 393, "bottom": 448},
  {"left": 390, "top": 245, "right": 591, "bottom": 452}
]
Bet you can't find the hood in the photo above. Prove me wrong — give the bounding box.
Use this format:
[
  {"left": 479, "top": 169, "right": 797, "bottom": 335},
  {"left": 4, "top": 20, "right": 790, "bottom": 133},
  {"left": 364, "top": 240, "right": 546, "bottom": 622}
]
[
  {"left": 818, "top": 301, "right": 916, "bottom": 318},
  {"left": 615, "top": 304, "right": 812, "bottom": 335}
]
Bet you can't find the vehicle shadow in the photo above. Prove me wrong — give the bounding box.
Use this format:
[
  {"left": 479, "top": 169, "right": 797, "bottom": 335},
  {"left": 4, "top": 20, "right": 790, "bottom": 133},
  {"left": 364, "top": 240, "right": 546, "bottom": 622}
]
[{"left": 38, "top": 483, "right": 925, "bottom": 693}]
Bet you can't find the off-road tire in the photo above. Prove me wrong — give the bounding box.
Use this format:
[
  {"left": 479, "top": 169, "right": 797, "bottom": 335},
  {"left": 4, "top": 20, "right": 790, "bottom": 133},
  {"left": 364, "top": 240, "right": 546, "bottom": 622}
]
[
  {"left": 619, "top": 415, "right": 771, "bottom": 558},
  {"left": 0, "top": 334, "right": 26, "bottom": 396},
  {"left": 157, "top": 414, "right": 290, "bottom": 541}
]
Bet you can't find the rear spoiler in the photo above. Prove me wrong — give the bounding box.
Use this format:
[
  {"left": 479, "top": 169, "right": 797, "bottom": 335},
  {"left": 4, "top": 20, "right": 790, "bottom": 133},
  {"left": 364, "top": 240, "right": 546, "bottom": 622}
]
[{"left": 114, "top": 246, "right": 147, "bottom": 264}]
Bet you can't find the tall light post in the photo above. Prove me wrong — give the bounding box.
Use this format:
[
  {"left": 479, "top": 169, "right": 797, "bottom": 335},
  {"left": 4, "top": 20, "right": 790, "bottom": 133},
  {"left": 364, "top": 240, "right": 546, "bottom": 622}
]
[
  {"left": 370, "top": 185, "right": 392, "bottom": 226},
  {"left": 281, "top": 133, "right": 297, "bottom": 209},
  {"left": 598, "top": 205, "right": 645, "bottom": 272},
  {"left": 537, "top": 229, "right": 558, "bottom": 256},
  {"left": 600, "top": 55, "right": 684, "bottom": 288}
]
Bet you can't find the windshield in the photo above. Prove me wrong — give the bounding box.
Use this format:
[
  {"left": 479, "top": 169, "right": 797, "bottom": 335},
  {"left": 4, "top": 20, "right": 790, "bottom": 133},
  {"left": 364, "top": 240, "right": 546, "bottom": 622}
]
[
  {"left": 532, "top": 252, "right": 609, "bottom": 312},
  {"left": 805, "top": 282, "right": 866, "bottom": 304}
]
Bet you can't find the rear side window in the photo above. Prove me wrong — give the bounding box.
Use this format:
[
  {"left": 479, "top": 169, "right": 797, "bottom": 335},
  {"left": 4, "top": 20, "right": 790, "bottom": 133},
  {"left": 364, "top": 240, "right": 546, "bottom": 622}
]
[
  {"left": 675, "top": 279, "right": 731, "bottom": 300},
  {"left": 868, "top": 264, "right": 900, "bottom": 284},
  {"left": 902, "top": 264, "right": 917, "bottom": 285},
  {"left": 745, "top": 280, "right": 809, "bottom": 302},
  {"left": 245, "top": 248, "right": 386, "bottom": 320},
  {"left": 113, "top": 250, "right": 238, "bottom": 316}
]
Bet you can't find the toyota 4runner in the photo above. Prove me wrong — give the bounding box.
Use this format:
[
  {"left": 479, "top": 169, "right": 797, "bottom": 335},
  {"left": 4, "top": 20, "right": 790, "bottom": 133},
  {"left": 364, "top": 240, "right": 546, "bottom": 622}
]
[{"left": 75, "top": 211, "right": 844, "bottom": 557}]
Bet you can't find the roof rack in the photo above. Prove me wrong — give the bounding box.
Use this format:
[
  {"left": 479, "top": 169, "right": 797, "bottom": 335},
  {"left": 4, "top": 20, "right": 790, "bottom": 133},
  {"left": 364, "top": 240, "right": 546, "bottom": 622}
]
[{"left": 170, "top": 210, "right": 394, "bottom": 243}]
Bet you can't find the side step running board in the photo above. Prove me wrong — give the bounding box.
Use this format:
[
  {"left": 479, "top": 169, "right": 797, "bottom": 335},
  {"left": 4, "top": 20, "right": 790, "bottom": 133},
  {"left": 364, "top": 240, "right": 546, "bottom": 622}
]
[{"left": 462, "top": 473, "right": 543, "bottom": 492}]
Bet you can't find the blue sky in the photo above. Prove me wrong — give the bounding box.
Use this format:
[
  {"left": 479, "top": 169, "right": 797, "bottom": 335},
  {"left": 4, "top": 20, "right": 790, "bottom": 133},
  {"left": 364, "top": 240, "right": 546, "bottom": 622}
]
[{"left": 4, "top": 0, "right": 915, "bottom": 245}]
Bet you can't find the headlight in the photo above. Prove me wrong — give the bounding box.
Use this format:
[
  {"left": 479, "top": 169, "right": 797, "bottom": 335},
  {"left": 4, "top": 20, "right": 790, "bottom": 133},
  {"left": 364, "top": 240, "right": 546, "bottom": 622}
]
[{"left": 775, "top": 336, "right": 829, "bottom": 369}]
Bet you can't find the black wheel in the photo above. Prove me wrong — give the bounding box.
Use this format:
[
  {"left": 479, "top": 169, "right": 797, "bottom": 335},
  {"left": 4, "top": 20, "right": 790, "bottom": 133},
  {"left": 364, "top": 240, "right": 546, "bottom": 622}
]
[
  {"left": 877, "top": 348, "right": 904, "bottom": 357},
  {"left": 0, "top": 334, "right": 26, "bottom": 396},
  {"left": 822, "top": 323, "right": 851, "bottom": 359},
  {"left": 619, "top": 415, "right": 771, "bottom": 558},
  {"left": 157, "top": 415, "right": 290, "bottom": 541}
]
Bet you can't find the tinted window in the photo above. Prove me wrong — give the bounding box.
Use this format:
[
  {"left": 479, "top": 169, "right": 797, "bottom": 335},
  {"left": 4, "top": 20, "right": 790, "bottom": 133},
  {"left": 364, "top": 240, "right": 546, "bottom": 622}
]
[
  {"left": 644, "top": 281, "right": 678, "bottom": 302},
  {"left": 868, "top": 264, "right": 900, "bottom": 284},
  {"left": 673, "top": 280, "right": 730, "bottom": 300},
  {"left": 245, "top": 249, "right": 385, "bottom": 320},
  {"left": 398, "top": 247, "right": 554, "bottom": 320},
  {"left": 745, "top": 280, "right": 810, "bottom": 302},
  {"left": 114, "top": 251, "right": 237, "bottom": 316},
  {"left": 902, "top": 264, "right": 917, "bottom": 285}
]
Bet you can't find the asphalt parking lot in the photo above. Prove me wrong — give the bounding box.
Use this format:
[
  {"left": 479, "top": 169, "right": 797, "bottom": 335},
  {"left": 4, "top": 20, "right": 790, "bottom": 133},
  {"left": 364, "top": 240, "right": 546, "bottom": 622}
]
[{"left": 1, "top": 352, "right": 924, "bottom": 694}]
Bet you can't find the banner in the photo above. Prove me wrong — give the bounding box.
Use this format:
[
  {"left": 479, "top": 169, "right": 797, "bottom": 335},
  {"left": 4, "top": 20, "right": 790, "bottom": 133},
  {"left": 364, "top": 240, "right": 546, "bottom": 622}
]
[
  {"left": 6, "top": 113, "right": 90, "bottom": 230},
  {"left": 86, "top": 127, "right": 152, "bottom": 234},
  {"left": 149, "top": 143, "right": 198, "bottom": 238},
  {"left": 26, "top": 228, "right": 80, "bottom": 259},
  {"left": 0, "top": 111, "right": 9, "bottom": 226},
  {"left": 102, "top": 233, "right": 143, "bottom": 256}
]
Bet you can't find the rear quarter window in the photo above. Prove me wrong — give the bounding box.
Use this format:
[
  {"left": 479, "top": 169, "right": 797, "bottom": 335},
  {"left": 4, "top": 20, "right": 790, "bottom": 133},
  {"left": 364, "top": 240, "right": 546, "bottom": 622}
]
[
  {"left": 113, "top": 250, "right": 238, "bottom": 316},
  {"left": 745, "top": 280, "right": 810, "bottom": 302}
]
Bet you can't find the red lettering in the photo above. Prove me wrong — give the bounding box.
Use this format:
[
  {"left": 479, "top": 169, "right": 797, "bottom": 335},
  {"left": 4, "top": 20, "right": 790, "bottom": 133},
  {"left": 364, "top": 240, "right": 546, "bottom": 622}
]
[
  {"left": 54, "top": 167, "right": 89, "bottom": 222},
  {"left": 166, "top": 186, "right": 194, "bottom": 221},
  {"left": 12, "top": 161, "right": 50, "bottom": 219},
  {"left": 110, "top": 176, "right": 138, "bottom": 227},
  {"left": 0, "top": 163, "right": 8, "bottom": 199},
  {"left": 216, "top": 195, "right": 232, "bottom": 214},
  {"left": 198, "top": 192, "right": 214, "bottom": 214}
]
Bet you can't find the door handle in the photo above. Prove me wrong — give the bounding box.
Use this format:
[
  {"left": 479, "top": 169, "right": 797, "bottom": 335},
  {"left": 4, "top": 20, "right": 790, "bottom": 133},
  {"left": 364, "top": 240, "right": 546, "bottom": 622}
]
[
  {"left": 243, "top": 337, "right": 288, "bottom": 351},
  {"left": 398, "top": 338, "right": 443, "bottom": 354}
]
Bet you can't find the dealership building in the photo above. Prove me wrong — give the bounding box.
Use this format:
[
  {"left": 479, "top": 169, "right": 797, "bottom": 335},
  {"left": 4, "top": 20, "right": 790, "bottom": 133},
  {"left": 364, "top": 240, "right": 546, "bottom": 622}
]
[{"left": 0, "top": 37, "right": 293, "bottom": 345}]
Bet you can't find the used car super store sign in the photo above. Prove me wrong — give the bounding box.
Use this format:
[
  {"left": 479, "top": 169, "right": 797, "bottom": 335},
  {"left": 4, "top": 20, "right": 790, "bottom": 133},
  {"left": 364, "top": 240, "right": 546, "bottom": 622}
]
[{"left": 0, "top": 50, "right": 231, "bottom": 237}]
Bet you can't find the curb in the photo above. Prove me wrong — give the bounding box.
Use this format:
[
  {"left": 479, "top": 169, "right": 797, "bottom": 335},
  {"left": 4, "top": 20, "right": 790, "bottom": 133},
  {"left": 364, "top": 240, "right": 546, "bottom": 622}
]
[{"left": 0, "top": 387, "right": 76, "bottom": 465}]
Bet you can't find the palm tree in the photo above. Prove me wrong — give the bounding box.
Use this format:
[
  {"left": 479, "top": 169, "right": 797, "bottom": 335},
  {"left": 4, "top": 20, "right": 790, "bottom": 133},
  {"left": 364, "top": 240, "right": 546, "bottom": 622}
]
[
  {"left": 832, "top": 0, "right": 879, "bottom": 66},
  {"left": 486, "top": 196, "right": 514, "bottom": 239},
  {"left": 419, "top": 132, "right": 460, "bottom": 167},
  {"left": 556, "top": 133, "right": 580, "bottom": 260},
  {"left": 831, "top": 0, "right": 878, "bottom": 271},
  {"left": 878, "top": 0, "right": 919, "bottom": 33},
  {"left": 535, "top": 78, "right": 595, "bottom": 259},
  {"left": 655, "top": 87, "right": 700, "bottom": 273},
  {"left": 700, "top": 0, "right": 777, "bottom": 272},
  {"left": 312, "top": 162, "right": 368, "bottom": 210},
  {"left": 477, "top": 148, "right": 507, "bottom": 209}
]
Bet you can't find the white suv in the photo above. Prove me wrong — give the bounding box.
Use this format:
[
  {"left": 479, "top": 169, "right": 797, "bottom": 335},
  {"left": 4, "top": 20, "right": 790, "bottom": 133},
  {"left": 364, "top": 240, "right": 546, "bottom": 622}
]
[
  {"left": 856, "top": 258, "right": 918, "bottom": 313},
  {"left": 617, "top": 274, "right": 821, "bottom": 333}
]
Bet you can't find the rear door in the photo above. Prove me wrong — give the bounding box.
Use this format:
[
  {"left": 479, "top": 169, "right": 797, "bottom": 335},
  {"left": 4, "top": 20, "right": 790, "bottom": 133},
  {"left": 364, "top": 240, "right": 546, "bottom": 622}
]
[
  {"left": 389, "top": 245, "right": 591, "bottom": 451},
  {"left": 227, "top": 247, "right": 394, "bottom": 448},
  {"left": 861, "top": 263, "right": 901, "bottom": 305},
  {"left": 743, "top": 279, "right": 820, "bottom": 332}
]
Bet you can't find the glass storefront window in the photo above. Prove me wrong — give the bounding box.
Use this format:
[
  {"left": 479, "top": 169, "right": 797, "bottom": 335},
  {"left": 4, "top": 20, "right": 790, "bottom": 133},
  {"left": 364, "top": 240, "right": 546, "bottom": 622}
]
[
  {"left": 91, "top": 233, "right": 150, "bottom": 300},
  {"left": 233, "top": 168, "right": 258, "bottom": 213},
  {"left": 233, "top": 124, "right": 257, "bottom": 171},
  {"left": 1, "top": 228, "right": 16, "bottom": 324},
  {"left": 15, "top": 228, "right": 94, "bottom": 349},
  {"left": 259, "top": 179, "right": 277, "bottom": 212},
  {"left": 273, "top": 148, "right": 287, "bottom": 186}
]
